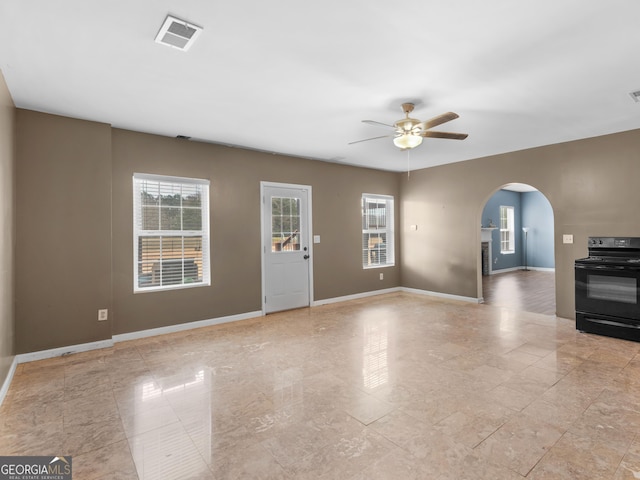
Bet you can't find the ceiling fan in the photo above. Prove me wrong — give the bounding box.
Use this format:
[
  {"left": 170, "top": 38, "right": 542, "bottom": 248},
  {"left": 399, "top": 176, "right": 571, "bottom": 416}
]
[{"left": 349, "top": 103, "right": 468, "bottom": 150}]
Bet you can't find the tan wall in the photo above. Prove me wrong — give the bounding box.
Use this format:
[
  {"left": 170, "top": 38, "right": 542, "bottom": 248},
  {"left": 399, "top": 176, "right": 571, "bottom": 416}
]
[
  {"left": 401, "top": 129, "right": 640, "bottom": 319},
  {"left": 13, "top": 112, "right": 400, "bottom": 351},
  {"left": 112, "top": 129, "right": 400, "bottom": 335},
  {"left": 0, "top": 71, "right": 15, "bottom": 381},
  {"left": 15, "top": 106, "right": 640, "bottom": 352},
  {"left": 15, "top": 110, "right": 112, "bottom": 353}
]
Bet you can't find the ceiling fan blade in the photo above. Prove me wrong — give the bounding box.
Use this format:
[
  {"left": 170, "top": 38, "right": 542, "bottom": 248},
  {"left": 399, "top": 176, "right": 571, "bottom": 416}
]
[
  {"left": 416, "top": 112, "right": 459, "bottom": 131},
  {"left": 348, "top": 134, "right": 394, "bottom": 145},
  {"left": 362, "top": 119, "right": 396, "bottom": 129},
  {"left": 421, "top": 131, "right": 468, "bottom": 140}
]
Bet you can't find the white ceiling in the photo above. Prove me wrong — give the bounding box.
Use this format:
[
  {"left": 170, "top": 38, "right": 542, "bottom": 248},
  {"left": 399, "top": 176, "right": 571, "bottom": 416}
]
[
  {"left": 2, "top": 1, "right": 640, "bottom": 172},
  {"left": 502, "top": 183, "right": 538, "bottom": 193}
]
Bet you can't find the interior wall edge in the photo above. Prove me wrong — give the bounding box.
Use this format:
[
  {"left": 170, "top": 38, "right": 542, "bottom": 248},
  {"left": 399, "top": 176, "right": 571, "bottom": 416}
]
[
  {"left": 0, "top": 357, "right": 18, "bottom": 408},
  {"left": 111, "top": 310, "right": 263, "bottom": 343},
  {"left": 0, "top": 68, "right": 16, "bottom": 395},
  {"left": 400, "top": 127, "right": 640, "bottom": 320},
  {"left": 401, "top": 287, "right": 481, "bottom": 304},
  {"left": 312, "top": 287, "right": 402, "bottom": 306}
]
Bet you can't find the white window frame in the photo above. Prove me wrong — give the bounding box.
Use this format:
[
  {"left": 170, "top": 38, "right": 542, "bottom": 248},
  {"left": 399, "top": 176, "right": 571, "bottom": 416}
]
[
  {"left": 362, "top": 193, "right": 395, "bottom": 268},
  {"left": 500, "top": 205, "right": 515, "bottom": 254},
  {"left": 133, "top": 173, "right": 211, "bottom": 293}
]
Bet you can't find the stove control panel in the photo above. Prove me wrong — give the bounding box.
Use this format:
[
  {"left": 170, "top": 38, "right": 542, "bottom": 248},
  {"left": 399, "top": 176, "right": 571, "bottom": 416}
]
[{"left": 588, "top": 237, "right": 640, "bottom": 248}]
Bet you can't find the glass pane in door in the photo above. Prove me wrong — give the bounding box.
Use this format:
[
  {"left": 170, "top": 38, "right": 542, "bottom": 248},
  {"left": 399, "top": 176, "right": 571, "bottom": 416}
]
[{"left": 271, "top": 196, "right": 301, "bottom": 252}]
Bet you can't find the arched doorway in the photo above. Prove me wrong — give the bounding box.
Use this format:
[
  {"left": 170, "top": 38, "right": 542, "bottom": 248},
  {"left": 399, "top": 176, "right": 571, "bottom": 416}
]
[{"left": 478, "top": 183, "right": 556, "bottom": 315}]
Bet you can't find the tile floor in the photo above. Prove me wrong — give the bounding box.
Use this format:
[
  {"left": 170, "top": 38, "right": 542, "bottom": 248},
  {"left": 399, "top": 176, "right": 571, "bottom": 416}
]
[{"left": 2, "top": 292, "right": 640, "bottom": 479}]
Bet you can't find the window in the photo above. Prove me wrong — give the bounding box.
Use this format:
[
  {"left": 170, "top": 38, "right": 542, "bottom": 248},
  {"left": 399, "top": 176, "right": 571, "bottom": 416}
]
[
  {"left": 133, "top": 173, "right": 210, "bottom": 292},
  {"left": 271, "top": 196, "right": 301, "bottom": 252},
  {"left": 362, "top": 194, "right": 394, "bottom": 268},
  {"left": 500, "top": 205, "right": 515, "bottom": 254}
]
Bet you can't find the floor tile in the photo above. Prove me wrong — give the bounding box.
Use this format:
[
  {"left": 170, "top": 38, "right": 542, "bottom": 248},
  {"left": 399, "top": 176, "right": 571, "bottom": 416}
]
[
  {"left": 63, "top": 419, "right": 128, "bottom": 457},
  {"left": 348, "top": 446, "right": 436, "bottom": 480},
  {"left": 208, "top": 441, "right": 289, "bottom": 479},
  {"left": 613, "top": 436, "right": 640, "bottom": 480},
  {"left": 127, "top": 423, "right": 211, "bottom": 479},
  {"left": 474, "top": 413, "right": 564, "bottom": 476},
  {"left": 2, "top": 292, "right": 640, "bottom": 479},
  {"left": 285, "top": 426, "right": 395, "bottom": 479},
  {"left": 72, "top": 438, "right": 138, "bottom": 480},
  {"left": 528, "top": 431, "right": 626, "bottom": 480}
]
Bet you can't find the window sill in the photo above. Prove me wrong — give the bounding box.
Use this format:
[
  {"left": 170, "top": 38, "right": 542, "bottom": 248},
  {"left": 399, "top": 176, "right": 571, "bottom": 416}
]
[
  {"left": 134, "top": 281, "right": 211, "bottom": 294},
  {"left": 363, "top": 264, "right": 395, "bottom": 270}
]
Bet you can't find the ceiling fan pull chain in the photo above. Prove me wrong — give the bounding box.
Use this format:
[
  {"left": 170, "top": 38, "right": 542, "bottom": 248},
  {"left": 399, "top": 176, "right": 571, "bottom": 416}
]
[{"left": 407, "top": 149, "right": 411, "bottom": 178}]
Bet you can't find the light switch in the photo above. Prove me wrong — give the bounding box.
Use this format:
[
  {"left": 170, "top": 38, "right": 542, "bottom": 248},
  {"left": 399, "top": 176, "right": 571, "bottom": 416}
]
[
  {"left": 563, "top": 234, "right": 573, "bottom": 244},
  {"left": 313, "top": 235, "right": 321, "bottom": 244},
  {"left": 410, "top": 224, "right": 418, "bottom": 231}
]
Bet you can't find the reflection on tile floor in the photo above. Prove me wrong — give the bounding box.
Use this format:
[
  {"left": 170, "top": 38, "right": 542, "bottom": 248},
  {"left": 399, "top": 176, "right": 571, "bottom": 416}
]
[{"left": 2, "top": 292, "right": 640, "bottom": 479}]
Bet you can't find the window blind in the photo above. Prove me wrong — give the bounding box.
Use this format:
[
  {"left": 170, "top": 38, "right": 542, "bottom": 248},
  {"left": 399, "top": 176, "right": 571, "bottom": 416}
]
[
  {"left": 362, "top": 194, "right": 395, "bottom": 268},
  {"left": 133, "top": 174, "right": 210, "bottom": 292}
]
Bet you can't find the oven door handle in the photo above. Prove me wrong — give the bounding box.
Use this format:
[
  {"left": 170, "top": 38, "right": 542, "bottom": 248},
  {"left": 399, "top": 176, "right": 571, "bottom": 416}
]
[{"left": 575, "top": 264, "right": 640, "bottom": 271}]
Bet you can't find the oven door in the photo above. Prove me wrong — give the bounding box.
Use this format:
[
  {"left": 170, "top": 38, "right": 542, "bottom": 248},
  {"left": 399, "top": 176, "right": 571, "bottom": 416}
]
[{"left": 575, "top": 263, "right": 640, "bottom": 320}]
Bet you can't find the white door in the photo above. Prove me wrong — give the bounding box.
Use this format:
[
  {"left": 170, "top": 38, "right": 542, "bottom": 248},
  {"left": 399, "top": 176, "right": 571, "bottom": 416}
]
[{"left": 262, "top": 183, "right": 312, "bottom": 313}]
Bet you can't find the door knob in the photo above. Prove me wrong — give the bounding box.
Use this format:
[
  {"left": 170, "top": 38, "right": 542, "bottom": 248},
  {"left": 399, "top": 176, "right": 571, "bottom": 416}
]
[{"left": 304, "top": 255, "right": 310, "bottom": 260}]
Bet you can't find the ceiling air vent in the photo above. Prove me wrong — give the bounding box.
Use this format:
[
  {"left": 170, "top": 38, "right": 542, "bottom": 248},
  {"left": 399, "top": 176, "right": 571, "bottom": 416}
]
[
  {"left": 630, "top": 90, "right": 640, "bottom": 103},
  {"left": 155, "top": 15, "right": 202, "bottom": 51}
]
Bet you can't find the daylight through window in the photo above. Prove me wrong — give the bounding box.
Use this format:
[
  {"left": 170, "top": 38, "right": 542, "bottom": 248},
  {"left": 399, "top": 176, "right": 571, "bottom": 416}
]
[
  {"left": 500, "top": 205, "right": 515, "bottom": 254},
  {"left": 362, "top": 194, "right": 395, "bottom": 268},
  {"left": 133, "top": 174, "right": 210, "bottom": 292}
]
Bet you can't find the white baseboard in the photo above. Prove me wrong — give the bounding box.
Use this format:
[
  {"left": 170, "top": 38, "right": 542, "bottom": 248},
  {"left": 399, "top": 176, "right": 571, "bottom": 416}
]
[
  {"left": 401, "top": 287, "right": 481, "bottom": 303},
  {"left": 12, "top": 311, "right": 263, "bottom": 368},
  {"left": 16, "top": 339, "right": 115, "bottom": 364},
  {"left": 0, "top": 356, "right": 18, "bottom": 407},
  {"left": 2, "top": 285, "right": 487, "bottom": 407},
  {"left": 313, "top": 286, "right": 481, "bottom": 307},
  {"left": 491, "top": 266, "right": 520, "bottom": 274},
  {"left": 491, "top": 266, "right": 555, "bottom": 274},
  {"left": 112, "top": 310, "right": 263, "bottom": 343},
  {"left": 312, "top": 287, "right": 402, "bottom": 306},
  {"left": 2, "top": 310, "right": 263, "bottom": 407},
  {"left": 8, "top": 283, "right": 484, "bottom": 375}
]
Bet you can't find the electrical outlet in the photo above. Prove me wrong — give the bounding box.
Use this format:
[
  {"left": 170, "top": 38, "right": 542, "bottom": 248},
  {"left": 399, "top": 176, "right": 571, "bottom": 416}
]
[
  {"left": 98, "top": 309, "right": 108, "bottom": 321},
  {"left": 379, "top": 273, "right": 384, "bottom": 280},
  {"left": 563, "top": 234, "right": 574, "bottom": 244}
]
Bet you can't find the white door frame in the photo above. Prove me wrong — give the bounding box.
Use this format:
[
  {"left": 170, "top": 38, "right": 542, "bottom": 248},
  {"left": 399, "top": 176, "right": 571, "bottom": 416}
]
[{"left": 260, "top": 181, "right": 314, "bottom": 314}]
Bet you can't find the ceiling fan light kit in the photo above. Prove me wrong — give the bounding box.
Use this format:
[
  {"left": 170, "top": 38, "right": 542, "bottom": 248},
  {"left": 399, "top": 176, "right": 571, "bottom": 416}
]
[
  {"left": 393, "top": 133, "right": 423, "bottom": 150},
  {"left": 350, "top": 102, "right": 468, "bottom": 151}
]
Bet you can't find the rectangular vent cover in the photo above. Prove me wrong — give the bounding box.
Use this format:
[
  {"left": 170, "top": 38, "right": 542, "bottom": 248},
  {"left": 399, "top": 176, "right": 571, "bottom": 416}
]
[{"left": 155, "top": 15, "right": 202, "bottom": 51}]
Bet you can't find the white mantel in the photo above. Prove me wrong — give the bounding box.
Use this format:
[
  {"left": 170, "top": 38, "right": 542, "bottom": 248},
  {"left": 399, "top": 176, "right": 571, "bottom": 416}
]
[{"left": 481, "top": 227, "right": 497, "bottom": 243}]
